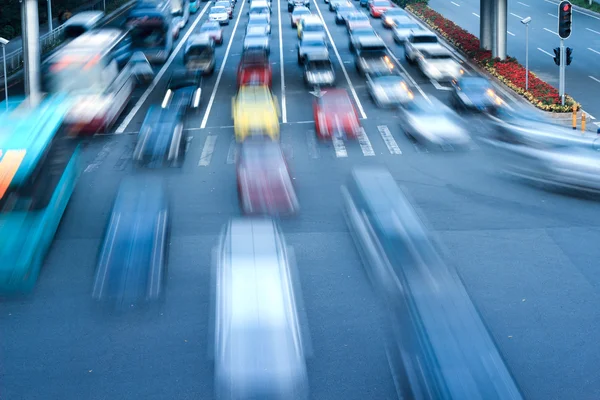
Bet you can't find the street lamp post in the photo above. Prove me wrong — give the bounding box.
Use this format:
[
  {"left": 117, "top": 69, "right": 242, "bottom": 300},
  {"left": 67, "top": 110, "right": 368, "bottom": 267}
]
[
  {"left": 47, "top": 0, "right": 53, "bottom": 31},
  {"left": 0, "top": 37, "right": 8, "bottom": 110},
  {"left": 521, "top": 17, "right": 532, "bottom": 92}
]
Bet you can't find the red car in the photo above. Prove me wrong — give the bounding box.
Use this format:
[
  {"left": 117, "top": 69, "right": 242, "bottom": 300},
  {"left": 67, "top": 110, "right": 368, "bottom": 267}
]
[
  {"left": 236, "top": 139, "right": 300, "bottom": 216},
  {"left": 313, "top": 89, "right": 361, "bottom": 140},
  {"left": 369, "top": 0, "right": 394, "bottom": 18},
  {"left": 236, "top": 49, "right": 272, "bottom": 87}
]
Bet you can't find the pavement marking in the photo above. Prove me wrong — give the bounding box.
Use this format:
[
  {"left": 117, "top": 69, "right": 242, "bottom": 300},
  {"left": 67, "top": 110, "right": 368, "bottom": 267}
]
[
  {"left": 277, "top": 0, "right": 287, "bottom": 123},
  {"left": 507, "top": 31, "right": 516, "bottom": 36},
  {"left": 306, "top": 130, "right": 320, "bottom": 159},
  {"left": 472, "top": 12, "right": 480, "bottom": 17},
  {"left": 332, "top": 136, "right": 348, "bottom": 157},
  {"left": 450, "top": 1, "right": 460, "bottom": 6},
  {"left": 547, "top": 13, "right": 558, "bottom": 18},
  {"left": 357, "top": 128, "right": 375, "bottom": 156},
  {"left": 545, "top": 0, "right": 600, "bottom": 20},
  {"left": 588, "top": 48, "right": 600, "bottom": 56},
  {"left": 587, "top": 28, "right": 600, "bottom": 35},
  {"left": 589, "top": 76, "right": 600, "bottom": 84},
  {"left": 115, "top": 3, "right": 210, "bottom": 134},
  {"left": 430, "top": 79, "right": 453, "bottom": 91},
  {"left": 543, "top": 28, "right": 557, "bottom": 35},
  {"left": 226, "top": 139, "right": 238, "bottom": 164},
  {"left": 312, "top": 0, "right": 367, "bottom": 119},
  {"left": 198, "top": 135, "right": 217, "bottom": 166},
  {"left": 537, "top": 47, "right": 554, "bottom": 57},
  {"left": 200, "top": 0, "right": 246, "bottom": 129},
  {"left": 517, "top": 1, "right": 530, "bottom": 6},
  {"left": 378, "top": 125, "right": 402, "bottom": 154},
  {"left": 510, "top": 12, "right": 524, "bottom": 19}
]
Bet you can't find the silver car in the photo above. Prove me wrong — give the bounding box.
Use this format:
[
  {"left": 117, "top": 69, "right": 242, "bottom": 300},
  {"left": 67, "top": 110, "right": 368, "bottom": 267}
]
[
  {"left": 366, "top": 71, "right": 414, "bottom": 107},
  {"left": 392, "top": 22, "right": 425, "bottom": 43},
  {"left": 209, "top": 6, "right": 229, "bottom": 24}
]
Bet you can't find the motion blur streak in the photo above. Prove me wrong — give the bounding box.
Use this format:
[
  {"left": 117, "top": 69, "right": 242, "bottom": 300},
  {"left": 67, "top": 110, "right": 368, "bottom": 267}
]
[
  {"left": 213, "top": 218, "right": 309, "bottom": 400},
  {"left": 92, "top": 177, "right": 168, "bottom": 307},
  {"left": 342, "top": 167, "right": 523, "bottom": 400}
]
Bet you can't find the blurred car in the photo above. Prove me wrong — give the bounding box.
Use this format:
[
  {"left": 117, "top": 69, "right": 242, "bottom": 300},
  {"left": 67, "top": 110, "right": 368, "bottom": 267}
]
[
  {"left": 366, "top": 70, "right": 413, "bottom": 107},
  {"left": 335, "top": 5, "right": 356, "bottom": 25},
  {"left": 288, "top": 0, "right": 310, "bottom": 12},
  {"left": 249, "top": 1, "right": 271, "bottom": 17},
  {"left": 297, "top": 16, "right": 325, "bottom": 39},
  {"left": 236, "top": 140, "right": 300, "bottom": 216},
  {"left": 381, "top": 8, "right": 408, "bottom": 28},
  {"left": 190, "top": 0, "right": 200, "bottom": 13},
  {"left": 304, "top": 52, "right": 335, "bottom": 86},
  {"left": 354, "top": 36, "right": 394, "bottom": 76},
  {"left": 213, "top": 218, "right": 308, "bottom": 399},
  {"left": 92, "top": 178, "right": 168, "bottom": 305},
  {"left": 369, "top": 0, "right": 394, "bottom": 18},
  {"left": 297, "top": 34, "right": 328, "bottom": 64},
  {"left": 399, "top": 98, "right": 471, "bottom": 148},
  {"left": 346, "top": 11, "right": 371, "bottom": 32},
  {"left": 209, "top": 6, "right": 229, "bottom": 24},
  {"left": 329, "top": 0, "right": 352, "bottom": 11},
  {"left": 248, "top": 13, "right": 271, "bottom": 34},
  {"left": 244, "top": 30, "right": 270, "bottom": 54},
  {"left": 313, "top": 89, "right": 361, "bottom": 140},
  {"left": 348, "top": 25, "right": 379, "bottom": 53},
  {"left": 172, "top": 17, "right": 183, "bottom": 39},
  {"left": 237, "top": 49, "right": 272, "bottom": 87},
  {"left": 359, "top": 0, "right": 369, "bottom": 7},
  {"left": 199, "top": 21, "right": 224, "bottom": 45},
  {"left": 215, "top": 0, "right": 233, "bottom": 18},
  {"left": 291, "top": 6, "right": 311, "bottom": 28},
  {"left": 232, "top": 85, "right": 280, "bottom": 142},
  {"left": 451, "top": 76, "right": 502, "bottom": 112},
  {"left": 392, "top": 20, "right": 426, "bottom": 43},
  {"left": 417, "top": 48, "right": 463, "bottom": 82},
  {"left": 184, "top": 34, "right": 216, "bottom": 75}
]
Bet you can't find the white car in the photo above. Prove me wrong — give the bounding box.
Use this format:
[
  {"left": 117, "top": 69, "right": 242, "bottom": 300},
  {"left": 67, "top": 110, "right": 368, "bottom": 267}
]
[
  {"left": 366, "top": 72, "right": 413, "bottom": 107},
  {"left": 248, "top": 13, "right": 271, "bottom": 33},
  {"left": 291, "top": 6, "right": 311, "bottom": 28},
  {"left": 417, "top": 48, "right": 463, "bottom": 82},
  {"left": 209, "top": 6, "right": 230, "bottom": 24},
  {"left": 392, "top": 21, "right": 425, "bottom": 43}
]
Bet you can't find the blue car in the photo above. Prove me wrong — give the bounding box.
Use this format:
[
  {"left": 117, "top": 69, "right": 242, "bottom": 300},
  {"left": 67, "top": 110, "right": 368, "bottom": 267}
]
[
  {"left": 360, "top": 0, "right": 369, "bottom": 7},
  {"left": 92, "top": 178, "right": 169, "bottom": 306},
  {"left": 190, "top": 0, "right": 200, "bottom": 13}
]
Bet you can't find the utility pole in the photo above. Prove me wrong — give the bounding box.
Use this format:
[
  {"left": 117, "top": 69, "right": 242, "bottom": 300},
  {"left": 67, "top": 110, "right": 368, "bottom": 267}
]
[{"left": 559, "top": 38, "right": 565, "bottom": 105}]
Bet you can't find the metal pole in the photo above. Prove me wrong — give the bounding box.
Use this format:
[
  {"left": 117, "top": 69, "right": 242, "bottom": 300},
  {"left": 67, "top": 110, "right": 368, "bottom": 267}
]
[
  {"left": 47, "top": 0, "right": 53, "bottom": 31},
  {"left": 559, "top": 38, "right": 565, "bottom": 105},
  {"left": 525, "top": 24, "right": 529, "bottom": 91},
  {"left": 493, "top": 0, "right": 507, "bottom": 60},
  {"left": 2, "top": 45, "right": 7, "bottom": 110},
  {"left": 480, "top": 0, "right": 493, "bottom": 50},
  {"left": 103, "top": 0, "right": 106, "bottom": 11}
]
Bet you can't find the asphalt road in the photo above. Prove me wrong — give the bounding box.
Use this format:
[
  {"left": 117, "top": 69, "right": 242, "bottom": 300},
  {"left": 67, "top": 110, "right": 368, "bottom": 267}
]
[
  {"left": 2, "top": 1, "right": 600, "bottom": 399},
  {"left": 429, "top": 0, "right": 600, "bottom": 126}
]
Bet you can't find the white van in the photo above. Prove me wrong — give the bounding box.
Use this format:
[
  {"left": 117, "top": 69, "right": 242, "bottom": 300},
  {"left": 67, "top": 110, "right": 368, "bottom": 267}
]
[{"left": 63, "top": 11, "right": 105, "bottom": 40}]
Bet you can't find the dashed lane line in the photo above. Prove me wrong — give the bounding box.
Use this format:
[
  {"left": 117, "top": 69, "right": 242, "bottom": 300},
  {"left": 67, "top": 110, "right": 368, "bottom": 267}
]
[
  {"left": 537, "top": 48, "right": 554, "bottom": 57},
  {"left": 543, "top": 28, "right": 558, "bottom": 36},
  {"left": 472, "top": 12, "right": 480, "bottom": 17},
  {"left": 226, "top": 138, "right": 238, "bottom": 164},
  {"left": 198, "top": 135, "right": 217, "bottom": 166},
  {"left": 588, "top": 48, "right": 600, "bottom": 56},
  {"left": 510, "top": 12, "right": 524, "bottom": 19}
]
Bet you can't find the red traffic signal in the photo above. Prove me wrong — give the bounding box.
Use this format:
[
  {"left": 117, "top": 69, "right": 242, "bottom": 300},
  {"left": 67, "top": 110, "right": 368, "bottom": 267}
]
[{"left": 563, "top": 4, "right": 570, "bottom": 11}]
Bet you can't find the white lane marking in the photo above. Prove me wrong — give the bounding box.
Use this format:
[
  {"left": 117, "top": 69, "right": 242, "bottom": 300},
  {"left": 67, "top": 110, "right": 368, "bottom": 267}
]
[
  {"left": 226, "top": 139, "right": 237, "bottom": 164},
  {"left": 472, "top": 12, "right": 480, "bottom": 17},
  {"left": 311, "top": 0, "right": 367, "bottom": 119},
  {"left": 518, "top": 1, "right": 529, "bottom": 6},
  {"left": 589, "top": 76, "right": 600, "bottom": 84},
  {"left": 200, "top": 0, "right": 246, "bottom": 129},
  {"left": 507, "top": 31, "right": 515, "bottom": 36},
  {"left": 548, "top": 13, "right": 558, "bottom": 18},
  {"left": 543, "top": 28, "right": 558, "bottom": 35},
  {"left": 587, "top": 28, "right": 600, "bottom": 35},
  {"left": 277, "top": 0, "right": 287, "bottom": 123},
  {"left": 115, "top": 3, "right": 211, "bottom": 133},
  {"left": 378, "top": 125, "right": 402, "bottom": 154},
  {"left": 510, "top": 12, "right": 524, "bottom": 19},
  {"left": 588, "top": 48, "right": 600, "bottom": 55},
  {"left": 430, "top": 79, "right": 453, "bottom": 91},
  {"left": 332, "top": 136, "right": 348, "bottom": 157},
  {"left": 451, "top": 1, "right": 460, "bottom": 6},
  {"left": 545, "top": 0, "right": 600, "bottom": 20},
  {"left": 537, "top": 48, "right": 554, "bottom": 57},
  {"left": 198, "top": 135, "right": 217, "bottom": 166},
  {"left": 357, "top": 128, "right": 375, "bottom": 156},
  {"left": 306, "top": 130, "right": 320, "bottom": 159}
]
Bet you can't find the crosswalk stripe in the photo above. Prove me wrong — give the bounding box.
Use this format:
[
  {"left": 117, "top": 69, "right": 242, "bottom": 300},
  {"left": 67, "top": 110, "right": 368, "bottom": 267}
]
[
  {"left": 226, "top": 138, "right": 237, "bottom": 164},
  {"left": 332, "top": 136, "right": 348, "bottom": 158},
  {"left": 377, "top": 125, "right": 402, "bottom": 154},
  {"left": 358, "top": 128, "right": 375, "bottom": 156},
  {"left": 198, "top": 135, "right": 217, "bottom": 166}
]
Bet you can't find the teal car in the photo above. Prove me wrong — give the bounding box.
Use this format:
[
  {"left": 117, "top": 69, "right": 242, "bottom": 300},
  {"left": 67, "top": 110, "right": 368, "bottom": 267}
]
[{"left": 190, "top": 0, "right": 200, "bottom": 13}]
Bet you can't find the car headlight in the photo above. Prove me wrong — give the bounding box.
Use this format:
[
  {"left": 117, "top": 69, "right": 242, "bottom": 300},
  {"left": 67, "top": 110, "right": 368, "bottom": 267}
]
[
  {"left": 306, "top": 71, "right": 314, "bottom": 80},
  {"left": 385, "top": 17, "right": 393, "bottom": 25}
]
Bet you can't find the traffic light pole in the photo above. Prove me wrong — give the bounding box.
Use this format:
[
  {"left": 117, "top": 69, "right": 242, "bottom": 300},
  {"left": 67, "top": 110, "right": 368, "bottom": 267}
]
[{"left": 559, "top": 38, "right": 566, "bottom": 105}]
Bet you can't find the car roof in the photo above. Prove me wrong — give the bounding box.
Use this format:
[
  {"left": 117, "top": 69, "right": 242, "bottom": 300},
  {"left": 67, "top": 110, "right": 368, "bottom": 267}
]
[
  {"left": 238, "top": 85, "right": 272, "bottom": 103},
  {"left": 302, "top": 16, "right": 323, "bottom": 24},
  {"left": 301, "top": 33, "right": 326, "bottom": 42},
  {"left": 187, "top": 34, "right": 214, "bottom": 46},
  {"left": 421, "top": 48, "right": 451, "bottom": 57},
  {"left": 211, "top": 6, "right": 226, "bottom": 10},
  {"left": 292, "top": 6, "right": 310, "bottom": 12}
]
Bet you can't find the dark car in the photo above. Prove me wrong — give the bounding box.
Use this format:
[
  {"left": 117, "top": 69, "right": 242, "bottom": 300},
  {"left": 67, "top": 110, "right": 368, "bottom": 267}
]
[
  {"left": 304, "top": 52, "right": 336, "bottom": 86},
  {"left": 297, "top": 34, "right": 329, "bottom": 64},
  {"left": 92, "top": 177, "right": 168, "bottom": 306},
  {"left": 335, "top": 5, "right": 355, "bottom": 25},
  {"left": 451, "top": 76, "right": 502, "bottom": 112}
]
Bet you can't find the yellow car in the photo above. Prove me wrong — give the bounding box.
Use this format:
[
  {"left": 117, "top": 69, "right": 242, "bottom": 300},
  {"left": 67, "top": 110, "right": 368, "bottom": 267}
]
[
  {"left": 297, "top": 16, "right": 325, "bottom": 39},
  {"left": 232, "top": 85, "right": 280, "bottom": 142}
]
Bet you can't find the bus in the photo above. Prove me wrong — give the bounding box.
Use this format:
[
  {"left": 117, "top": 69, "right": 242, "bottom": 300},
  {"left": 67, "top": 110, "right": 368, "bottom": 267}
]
[
  {"left": 126, "top": 2, "right": 175, "bottom": 63},
  {"left": 42, "top": 28, "right": 136, "bottom": 136},
  {"left": 0, "top": 95, "right": 81, "bottom": 294}
]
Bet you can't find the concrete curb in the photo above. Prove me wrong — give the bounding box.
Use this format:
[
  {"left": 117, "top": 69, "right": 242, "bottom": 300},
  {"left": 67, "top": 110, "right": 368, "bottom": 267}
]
[{"left": 405, "top": 7, "right": 600, "bottom": 132}]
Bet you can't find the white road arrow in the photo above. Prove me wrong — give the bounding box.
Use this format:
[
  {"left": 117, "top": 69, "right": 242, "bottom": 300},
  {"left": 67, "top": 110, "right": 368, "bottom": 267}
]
[{"left": 309, "top": 88, "right": 327, "bottom": 98}]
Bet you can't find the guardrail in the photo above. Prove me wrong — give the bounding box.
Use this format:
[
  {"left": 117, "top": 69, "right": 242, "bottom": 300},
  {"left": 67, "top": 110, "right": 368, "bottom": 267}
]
[{"left": 0, "top": 0, "right": 136, "bottom": 79}]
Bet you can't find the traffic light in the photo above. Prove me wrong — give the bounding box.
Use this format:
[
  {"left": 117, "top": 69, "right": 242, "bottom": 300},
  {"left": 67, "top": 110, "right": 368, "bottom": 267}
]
[
  {"left": 566, "top": 47, "right": 573, "bottom": 65},
  {"left": 558, "top": 0, "right": 573, "bottom": 39},
  {"left": 553, "top": 47, "right": 561, "bottom": 66}
]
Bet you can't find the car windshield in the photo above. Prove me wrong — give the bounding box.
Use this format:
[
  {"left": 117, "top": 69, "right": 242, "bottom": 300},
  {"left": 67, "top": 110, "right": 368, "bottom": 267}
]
[
  {"left": 249, "top": 15, "right": 269, "bottom": 23},
  {"left": 304, "top": 23, "right": 324, "bottom": 32},
  {"left": 460, "top": 78, "right": 491, "bottom": 91},
  {"left": 294, "top": 9, "right": 311, "bottom": 15},
  {"left": 211, "top": 6, "right": 226, "bottom": 13},
  {"left": 353, "top": 27, "right": 375, "bottom": 36},
  {"left": 302, "top": 37, "right": 325, "bottom": 46},
  {"left": 412, "top": 35, "right": 437, "bottom": 43},
  {"left": 338, "top": 6, "right": 355, "bottom": 12},
  {"left": 425, "top": 53, "right": 452, "bottom": 60},
  {"left": 373, "top": 75, "right": 402, "bottom": 85},
  {"left": 251, "top": 6, "right": 269, "bottom": 13},
  {"left": 349, "top": 13, "right": 369, "bottom": 21},
  {"left": 200, "top": 24, "right": 219, "bottom": 32},
  {"left": 397, "top": 22, "right": 419, "bottom": 29}
]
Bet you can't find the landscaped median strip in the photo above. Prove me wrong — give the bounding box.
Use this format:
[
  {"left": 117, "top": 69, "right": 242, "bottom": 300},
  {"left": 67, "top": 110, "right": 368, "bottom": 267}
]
[{"left": 406, "top": 1, "right": 578, "bottom": 113}]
